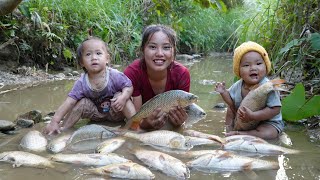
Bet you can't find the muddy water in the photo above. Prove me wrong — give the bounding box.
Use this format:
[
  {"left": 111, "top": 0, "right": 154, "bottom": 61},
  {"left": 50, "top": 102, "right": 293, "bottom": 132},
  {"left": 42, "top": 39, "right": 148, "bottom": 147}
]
[{"left": 0, "top": 56, "right": 319, "bottom": 180}]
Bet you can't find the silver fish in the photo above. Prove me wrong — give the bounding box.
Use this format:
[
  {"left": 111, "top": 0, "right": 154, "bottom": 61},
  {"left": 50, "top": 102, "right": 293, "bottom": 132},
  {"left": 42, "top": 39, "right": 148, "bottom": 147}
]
[
  {"left": 183, "top": 129, "right": 225, "bottom": 144},
  {"left": 95, "top": 137, "right": 126, "bottom": 154},
  {"left": 0, "top": 151, "right": 54, "bottom": 168},
  {"left": 66, "top": 124, "right": 117, "bottom": 146},
  {"left": 183, "top": 150, "right": 227, "bottom": 158},
  {"left": 234, "top": 79, "right": 286, "bottom": 131},
  {"left": 223, "top": 138, "right": 299, "bottom": 155},
  {"left": 133, "top": 148, "right": 190, "bottom": 179},
  {"left": 20, "top": 130, "right": 48, "bottom": 152},
  {"left": 225, "top": 134, "right": 267, "bottom": 143},
  {"left": 185, "top": 136, "right": 221, "bottom": 147},
  {"left": 184, "top": 103, "right": 207, "bottom": 128},
  {"left": 186, "top": 151, "right": 279, "bottom": 172},
  {"left": 47, "top": 133, "right": 72, "bottom": 153},
  {"left": 278, "top": 132, "right": 293, "bottom": 146},
  {"left": 124, "top": 130, "right": 192, "bottom": 150},
  {"left": 85, "top": 162, "right": 155, "bottom": 179},
  {"left": 50, "top": 153, "right": 130, "bottom": 166}
]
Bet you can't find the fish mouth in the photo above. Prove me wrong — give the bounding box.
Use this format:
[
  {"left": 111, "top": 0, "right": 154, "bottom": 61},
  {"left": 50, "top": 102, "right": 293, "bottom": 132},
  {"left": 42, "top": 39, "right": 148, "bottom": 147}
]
[{"left": 190, "top": 95, "right": 199, "bottom": 103}]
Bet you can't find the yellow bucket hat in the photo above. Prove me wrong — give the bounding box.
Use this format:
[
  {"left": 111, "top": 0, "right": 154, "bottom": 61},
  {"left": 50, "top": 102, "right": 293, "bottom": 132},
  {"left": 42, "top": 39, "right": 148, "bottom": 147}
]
[{"left": 233, "top": 41, "right": 271, "bottom": 77}]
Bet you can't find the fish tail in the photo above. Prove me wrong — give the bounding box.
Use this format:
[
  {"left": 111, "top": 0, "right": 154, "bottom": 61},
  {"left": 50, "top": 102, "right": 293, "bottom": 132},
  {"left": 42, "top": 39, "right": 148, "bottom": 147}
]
[
  {"left": 270, "top": 78, "right": 286, "bottom": 85},
  {"left": 122, "top": 116, "right": 141, "bottom": 131},
  {"left": 271, "top": 79, "right": 289, "bottom": 92}
]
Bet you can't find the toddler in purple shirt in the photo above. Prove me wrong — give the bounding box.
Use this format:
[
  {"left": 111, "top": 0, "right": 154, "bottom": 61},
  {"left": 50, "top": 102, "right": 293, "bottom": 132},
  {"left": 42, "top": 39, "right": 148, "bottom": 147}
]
[{"left": 43, "top": 37, "right": 136, "bottom": 135}]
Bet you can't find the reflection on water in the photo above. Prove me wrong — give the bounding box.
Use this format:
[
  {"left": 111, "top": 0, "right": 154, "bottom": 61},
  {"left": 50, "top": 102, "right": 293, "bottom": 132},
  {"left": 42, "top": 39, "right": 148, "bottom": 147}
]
[{"left": 0, "top": 56, "right": 319, "bottom": 180}]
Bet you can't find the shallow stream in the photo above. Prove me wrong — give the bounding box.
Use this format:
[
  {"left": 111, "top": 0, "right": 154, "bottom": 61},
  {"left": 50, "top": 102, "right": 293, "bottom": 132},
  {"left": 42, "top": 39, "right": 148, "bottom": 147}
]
[{"left": 0, "top": 56, "right": 319, "bottom": 180}]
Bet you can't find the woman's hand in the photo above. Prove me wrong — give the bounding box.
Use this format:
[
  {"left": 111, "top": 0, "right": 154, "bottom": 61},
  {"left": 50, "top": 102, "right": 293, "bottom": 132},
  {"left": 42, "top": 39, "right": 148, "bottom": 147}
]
[
  {"left": 139, "top": 108, "right": 167, "bottom": 130},
  {"left": 168, "top": 106, "right": 187, "bottom": 127}
]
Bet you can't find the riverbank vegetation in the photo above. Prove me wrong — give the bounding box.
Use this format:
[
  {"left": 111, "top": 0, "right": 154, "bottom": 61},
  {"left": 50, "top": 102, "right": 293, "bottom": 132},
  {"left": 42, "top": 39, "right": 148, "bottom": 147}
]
[{"left": 0, "top": 0, "right": 319, "bottom": 121}]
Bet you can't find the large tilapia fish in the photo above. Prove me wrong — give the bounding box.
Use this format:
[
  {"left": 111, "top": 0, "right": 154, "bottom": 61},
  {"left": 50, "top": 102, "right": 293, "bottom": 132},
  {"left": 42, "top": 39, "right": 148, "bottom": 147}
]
[
  {"left": 124, "top": 130, "right": 192, "bottom": 150},
  {"left": 20, "top": 130, "right": 48, "bottom": 152},
  {"left": 0, "top": 151, "right": 54, "bottom": 168},
  {"left": 234, "top": 79, "right": 286, "bottom": 131},
  {"left": 85, "top": 162, "right": 155, "bottom": 179},
  {"left": 123, "top": 90, "right": 198, "bottom": 130},
  {"left": 133, "top": 148, "right": 190, "bottom": 179},
  {"left": 186, "top": 151, "right": 279, "bottom": 172}
]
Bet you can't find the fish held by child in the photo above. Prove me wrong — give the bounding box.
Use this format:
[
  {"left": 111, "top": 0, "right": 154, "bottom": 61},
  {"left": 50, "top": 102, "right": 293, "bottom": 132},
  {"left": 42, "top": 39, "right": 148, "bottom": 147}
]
[
  {"left": 123, "top": 90, "right": 198, "bottom": 130},
  {"left": 234, "top": 79, "right": 286, "bottom": 131}
]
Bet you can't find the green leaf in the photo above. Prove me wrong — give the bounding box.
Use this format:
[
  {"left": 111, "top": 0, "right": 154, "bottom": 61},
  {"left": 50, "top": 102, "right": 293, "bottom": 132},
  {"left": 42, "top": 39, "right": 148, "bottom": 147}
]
[
  {"left": 309, "top": 33, "right": 320, "bottom": 50},
  {"left": 282, "top": 83, "right": 320, "bottom": 122},
  {"left": 63, "top": 48, "right": 73, "bottom": 60},
  {"left": 279, "top": 39, "right": 303, "bottom": 55}
]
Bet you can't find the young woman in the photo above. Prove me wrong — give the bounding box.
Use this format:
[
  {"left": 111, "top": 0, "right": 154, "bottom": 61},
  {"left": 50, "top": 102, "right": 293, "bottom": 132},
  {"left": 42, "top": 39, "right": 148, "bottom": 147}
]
[{"left": 124, "top": 24, "right": 191, "bottom": 130}]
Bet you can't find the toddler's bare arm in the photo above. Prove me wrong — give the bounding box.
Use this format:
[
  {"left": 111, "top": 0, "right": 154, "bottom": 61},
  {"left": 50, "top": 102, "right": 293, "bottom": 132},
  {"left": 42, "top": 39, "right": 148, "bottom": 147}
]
[{"left": 215, "top": 82, "right": 235, "bottom": 113}]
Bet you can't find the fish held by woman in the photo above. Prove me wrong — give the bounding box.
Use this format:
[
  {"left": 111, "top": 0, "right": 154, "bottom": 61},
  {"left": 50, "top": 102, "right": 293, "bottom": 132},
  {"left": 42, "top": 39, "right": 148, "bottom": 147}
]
[{"left": 123, "top": 90, "right": 198, "bottom": 130}]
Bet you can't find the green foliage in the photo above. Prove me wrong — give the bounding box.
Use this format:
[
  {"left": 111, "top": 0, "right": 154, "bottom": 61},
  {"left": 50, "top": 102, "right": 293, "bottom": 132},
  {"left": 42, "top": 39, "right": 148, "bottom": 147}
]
[
  {"left": 282, "top": 83, "right": 320, "bottom": 122},
  {"left": 1, "top": 0, "right": 243, "bottom": 69}
]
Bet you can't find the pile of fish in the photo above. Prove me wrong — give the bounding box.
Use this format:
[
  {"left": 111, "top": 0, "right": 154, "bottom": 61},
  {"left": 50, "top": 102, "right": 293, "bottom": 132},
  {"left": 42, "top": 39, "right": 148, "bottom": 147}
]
[
  {"left": 0, "top": 90, "right": 300, "bottom": 179},
  {"left": 0, "top": 124, "right": 300, "bottom": 179}
]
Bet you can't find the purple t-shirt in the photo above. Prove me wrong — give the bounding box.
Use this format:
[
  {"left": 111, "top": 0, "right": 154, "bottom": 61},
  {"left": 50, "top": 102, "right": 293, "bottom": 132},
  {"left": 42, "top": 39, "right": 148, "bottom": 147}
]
[{"left": 68, "top": 67, "right": 132, "bottom": 113}]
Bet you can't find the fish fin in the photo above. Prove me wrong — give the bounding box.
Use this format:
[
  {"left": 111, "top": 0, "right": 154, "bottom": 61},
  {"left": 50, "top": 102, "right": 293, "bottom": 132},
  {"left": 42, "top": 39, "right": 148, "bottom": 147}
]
[
  {"left": 242, "top": 161, "right": 253, "bottom": 171},
  {"left": 242, "top": 168, "right": 258, "bottom": 180},
  {"left": 118, "top": 164, "right": 131, "bottom": 172},
  {"left": 208, "top": 136, "right": 226, "bottom": 144},
  {"left": 270, "top": 78, "right": 286, "bottom": 85},
  {"left": 122, "top": 118, "right": 140, "bottom": 131}
]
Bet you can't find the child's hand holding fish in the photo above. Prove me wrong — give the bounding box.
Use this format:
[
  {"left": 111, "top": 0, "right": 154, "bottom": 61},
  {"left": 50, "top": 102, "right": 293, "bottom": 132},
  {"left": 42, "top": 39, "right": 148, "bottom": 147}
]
[{"left": 237, "top": 106, "right": 255, "bottom": 122}]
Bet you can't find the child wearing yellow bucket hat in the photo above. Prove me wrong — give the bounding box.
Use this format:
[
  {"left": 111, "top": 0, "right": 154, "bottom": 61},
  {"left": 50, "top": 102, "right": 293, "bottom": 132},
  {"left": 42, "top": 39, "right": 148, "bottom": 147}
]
[{"left": 214, "top": 41, "right": 284, "bottom": 140}]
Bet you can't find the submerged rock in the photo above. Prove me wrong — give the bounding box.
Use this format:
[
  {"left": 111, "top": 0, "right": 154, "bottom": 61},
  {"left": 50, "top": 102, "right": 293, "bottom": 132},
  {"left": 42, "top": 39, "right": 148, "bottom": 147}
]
[{"left": 0, "top": 119, "right": 15, "bottom": 131}]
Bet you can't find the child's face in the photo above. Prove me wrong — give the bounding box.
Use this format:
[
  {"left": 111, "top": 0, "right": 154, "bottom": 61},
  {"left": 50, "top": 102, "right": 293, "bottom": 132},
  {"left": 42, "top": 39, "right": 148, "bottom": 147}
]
[
  {"left": 239, "top": 51, "right": 267, "bottom": 86},
  {"left": 143, "top": 31, "right": 174, "bottom": 72},
  {"left": 80, "top": 39, "right": 109, "bottom": 73}
]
